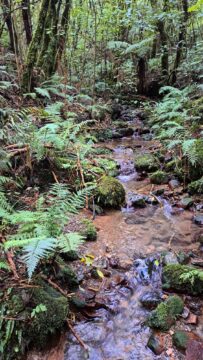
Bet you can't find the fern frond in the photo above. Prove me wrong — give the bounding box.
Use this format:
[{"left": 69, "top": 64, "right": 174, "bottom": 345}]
[{"left": 58, "top": 233, "right": 84, "bottom": 253}]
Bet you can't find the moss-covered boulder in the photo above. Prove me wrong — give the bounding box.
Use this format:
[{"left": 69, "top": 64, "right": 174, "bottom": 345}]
[
  {"left": 188, "top": 178, "right": 203, "bottom": 195},
  {"left": 80, "top": 218, "right": 97, "bottom": 241},
  {"left": 134, "top": 154, "right": 159, "bottom": 172},
  {"left": 147, "top": 295, "right": 184, "bottom": 331},
  {"left": 172, "top": 331, "right": 190, "bottom": 351},
  {"left": 96, "top": 176, "right": 125, "bottom": 208},
  {"left": 55, "top": 256, "right": 79, "bottom": 288},
  {"left": 28, "top": 282, "right": 69, "bottom": 344},
  {"left": 150, "top": 170, "right": 169, "bottom": 185},
  {"left": 162, "top": 264, "right": 203, "bottom": 295}
]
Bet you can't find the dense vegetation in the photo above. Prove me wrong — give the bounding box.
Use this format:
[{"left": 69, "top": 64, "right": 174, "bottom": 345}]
[{"left": 0, "top": 0, "right": 203, "bottom": 358}]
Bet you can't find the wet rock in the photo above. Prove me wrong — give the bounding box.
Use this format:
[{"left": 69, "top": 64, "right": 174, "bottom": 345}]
[
  {"left": 193, "top": 214, "right": 203, "bottom": 226},
  {"left": 70, "top": 296, "right": 86, "bottom": 309},
  {"left": 185, "top": 340, "right": 203, "bottom": 360},
  {"left": 112, "top": 127, "right": 134, "bottom": 138},
  {"left": 196, "top": 203, "right": 203, "bottom": 211},
  {"left": 152, "top": 188, "right": 165, "bottom": 196},
  {"left": 162, "top": 264, "right": 203, "bottom": 295},
  {"left": 181, "top": 307, "right": 190, "bottom": 319},
  {"left": 172, "top": 331, "right": 190, "bottom": 350},
  {"left": 96, "top": 176, "right": 126, "bottom": 209},
  {"left": 185, "top": 313, "right": 198, "bottom": 325},
  {"left": 163, "top": 252, "right": 179, "bottom": 265},
  {"left": 147, "top": 333, "right": 164, "bottom": 355},
  {"left": 177, "top": 251, "right": 190, "bottom": 265},
  {"left": 147, "top": 295, "right": 184, "bottom": 331},
  {"left": 134, "top": 154, "right": 159, "bottom": 172},
  {"left": 139, "top": 291, "right": 162, "bottom": 309},
  {"left": 179, "top": 197, "right": 194, "bottom": 209},
  {"left": 139, "top": 127, "right": 150, "bottom": 135},
  {"left": 128, "top": 193, "right": 147, "bottom": 208},
  {"left": 150, "top": 171, "right": 169, "bottom": 185},
  {"left": 169, "top": 179, "right": 180, "bottom": 190},
  {"left": 142, "top": 133, "right": 153, "bottom": 141}
]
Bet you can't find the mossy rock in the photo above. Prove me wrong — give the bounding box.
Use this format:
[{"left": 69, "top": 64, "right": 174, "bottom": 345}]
[
  {"left": 162, "top": 264, "right": 203, "bottom": 295},
  {"left": 28, "top": 281, "right": 69, "bottom": 345},
  {"left": 172, "top": 331, "right": 190, "bottom": 350},
  {"left": 55, "top": 256, "right": 79, "bottom": 288},
  {"left": 96, "top": 176, "right": 126, "bottom": 209},
  {"left": 150, "top": 171, "right": 169, "bottom": 185},
  {"left": 65, "top": 215, "right": 97, "bottom": 241},
  {"left": 93, "top": 129, "right": 113, "bottom": 142},
  {"left": 134, "top": 154, "right": 159, "bottom": 172},
  {"left": 80, "top": 218, "right": 97, "bottom": 241},
  {"left": 188, "top": 178, "right": 203, "bottom": 195},
  {"left": 147, "top": 295, "right": 184, "bottom": 331}
]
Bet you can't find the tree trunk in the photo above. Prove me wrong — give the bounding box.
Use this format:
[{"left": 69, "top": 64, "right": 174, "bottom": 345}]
[
  {"left": 171, "top": 0, "right": 188, "bottom": 84},
  {"left": 157, "top": 19, "right": 168, "bottom": 78},
  {"left": 1, "top": 0, "right": 18, "bottom": 54},
  {"left": 22, "top": 0, "right": 50, "bottom": 90},
  {"left": 137, "top": 57, "right": 146, "bottom": 95},
  {"left": 21, "top": 0, "right": 32, "bottom": 45}
]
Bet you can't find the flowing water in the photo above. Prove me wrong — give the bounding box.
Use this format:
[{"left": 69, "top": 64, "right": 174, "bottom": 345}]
[
  {"left": 64, "top": 128, "right": 202, "bottom": 360},
  {"left": 28, "top": 120, "right": 203, "bottom": 360}
]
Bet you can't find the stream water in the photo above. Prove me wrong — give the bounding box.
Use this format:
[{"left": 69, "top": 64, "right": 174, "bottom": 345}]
[
  {"left": 28, "top": 118, "right": 203, "bottom": 360},
  {"left": 64, "top": 125, "right": 202, "bottom": 360}
]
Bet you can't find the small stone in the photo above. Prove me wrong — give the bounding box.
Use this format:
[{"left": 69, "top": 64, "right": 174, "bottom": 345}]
[
  {"left": 181, "top": 307, "right": 190, "bottom": 319},
  {"left": 179, "top": 197, "right": 194, "bottom": 209},
  {"left": 147, "top": 334, "right": 164, "bottom": 355},
  {"left": 140, "top": 291, "right": 162, "bottom": 310},
  {"left": 163, "top": 252, "right": 179, "bottom": 265},
  {"left": 128, "top": 193, "right": 147, "bottom": 208},
  {"left": 152, "top": 189, "right": 165, "bottom": 196},
  {"left": 193, "top": 214, "right": 203, "bottom": 226},
  {"left": 166, "top": 348, "right": 173, "bottom": 356},
  {"left": 196, "top": 204, "right": 203, "bottom": 212},
  {"left": 169, "top": 179, "right": 180, "bottom": 190},
  {"left": 185, "top": 313, "right": 198, "bottom": 325}
]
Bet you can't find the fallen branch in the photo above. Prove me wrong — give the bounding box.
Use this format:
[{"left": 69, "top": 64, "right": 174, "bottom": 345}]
[
  {"left": 67, "top": 320, "right": 89, "bottom": 352},
  {"left": 41, "top": 275, "right": 74, "bottom": 298}
]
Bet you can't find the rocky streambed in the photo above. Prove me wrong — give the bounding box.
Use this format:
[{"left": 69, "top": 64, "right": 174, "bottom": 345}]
[{"left": 28, "top": 107, "right": 203, "bottom": 360}]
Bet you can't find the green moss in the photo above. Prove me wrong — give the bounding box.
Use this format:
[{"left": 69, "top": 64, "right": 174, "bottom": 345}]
[
  {"left": 162, "top": 264, "right": 203, "bottom": 295},
  {"left": 28, "top": 281, "right": 68, "bottom": 345},
  {"left": 134, "top": 154, "right": 159, "bottom": 172},
  {"left": 188, "top": 177, "right": 203, "bottom": 195},
  {"left": 96, "top": 158, "right": 119, "bottom": 177},
  {"left": 81, "top": 219, "right": 97, "bottom": 241},
  {"left": 93, "top": 129, "right": 113, "bottom": 142},
  {"left": 148, "top": 295, "right": 184, "bottom": 331},
  {"left": 96, "top": 176, "right": 126, "bottom": 208},
  {"left": 172, "top": 331, "right": 189, "bottom": 350},
  {"left": 55, "top": 256, "right": 79, "bottom": 288},
  {"left": 150, "top": 170, "right": 169, "bottom": 184}
]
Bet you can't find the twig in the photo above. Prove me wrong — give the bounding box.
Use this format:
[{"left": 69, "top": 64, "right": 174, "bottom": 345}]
[
  {"left": 150, "top": 192, "right": 163, "bottom": 207},
  {"left": 67, "top": 320, "right": 89, "bottom": 352},
  {"left": 41, "top": 275, "right": 73, "bottom": 298},
  {"left": 52, "top": 171, "right": 59, "bottom": 183},
  {"left": 168, "top": 232, "right": 175, "bottom": 250}
]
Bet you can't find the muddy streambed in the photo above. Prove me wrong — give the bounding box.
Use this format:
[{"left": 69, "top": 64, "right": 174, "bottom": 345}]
[{"left": 29, "top": 121, "right": 203, "bottom": 360}]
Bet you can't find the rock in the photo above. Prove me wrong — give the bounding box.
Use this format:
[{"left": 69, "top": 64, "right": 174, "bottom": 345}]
[
  {"left": 152, "top": 189, "right": 165, "bottom": 196},
  {"left": 185, "top": 340, "right": 203, "bottom": 360},
  {"left": 162, "top": 264, "right": 203, "bottom": 295},
  {"left": 185, "top": 313, "right": 198, "bottom": 325},
  {"left": 196, "top": 203, "right": 203, "bottom": 211},
  {"left": 163, "top": 252, "right": 179, "bottom": 265},
  {"left": 173, "top": 331, "right": 190, "bottom": 350},
  {"left": 177, "top": 251, "right": 190, "bottom": 264},
  {"left": 193, "top": 214, "right": 203, "bottom": 226},
  {"left": 112, "top": 127, "right": 134, "bottom": 138},
  {"left": 28, "top": 281, "right": 69, "bottom": 344},
  {"left": 80, "top": 219, "right": 97, "bottom": 241},
  {"left": 191, "top": 258, "right": 203, "bottom": 267},
  {"left": 139, "top": 291, "right": 162, "bottom": 309},
  {"left": 179, "top": 197, "right": 193, "bottom": 209},
  {"left": 134, "top": 154, "right": 159, "bottom": 172},
  {"left": 128, "top": 193, "right": 147, "bottom": 208},
  {"left": 181, "top": 307, "right": 190, "bottom": 319},
  {"left": 88, "top": 204, "right": 104, "bottom": 215},
  {"left": 61, "top": 250, "right": 79, "bottom": 262},
  {"left": 188, "top": 178, "right": 203, "bottom": 195},
  {"left": 194, "top": 232, "right": 203, "bottom": 244},
  {"left": 70, "top": 296, "right": 86, "bottom": 309},
  {"left": 147, "top": 333, "right": 164, "bottom": 355},
  {"left": 169, "top": 179, "right": 180, "bottom": 190},
  {"left": 55, "top": 257, "right": 79, "bottom": 288},
  {"left": 96, "top": 176, "right": 126, "bottom": 209},
  {"left": 150, "top": 171, "right": 169, "bottom": 185},
  {"left": 147, "top": 295, "right": 184, "bottom": 331}
]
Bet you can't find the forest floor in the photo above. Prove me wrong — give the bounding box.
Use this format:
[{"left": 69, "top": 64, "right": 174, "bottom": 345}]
[{"left": 25, "top": 103, "right": 203, "bottom": 360}]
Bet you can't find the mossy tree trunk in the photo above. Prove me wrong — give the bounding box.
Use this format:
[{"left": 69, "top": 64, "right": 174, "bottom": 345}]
[
  {"left": 1, "top": 0, "right": 19, "bottom": 54},
  {"left": 21, "top": 0, "right": 32, "bottom": 45},
  {"left": 22, "top": 0, "right": 72, "bottom": 91}
]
